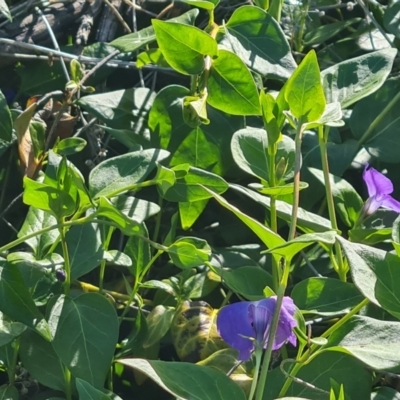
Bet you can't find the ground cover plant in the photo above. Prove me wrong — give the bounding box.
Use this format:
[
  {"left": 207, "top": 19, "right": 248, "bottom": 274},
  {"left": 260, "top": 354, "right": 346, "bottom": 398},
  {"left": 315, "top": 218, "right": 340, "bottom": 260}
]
[{"left": 1, "top": 0, "right": 400, "bottom": 398}]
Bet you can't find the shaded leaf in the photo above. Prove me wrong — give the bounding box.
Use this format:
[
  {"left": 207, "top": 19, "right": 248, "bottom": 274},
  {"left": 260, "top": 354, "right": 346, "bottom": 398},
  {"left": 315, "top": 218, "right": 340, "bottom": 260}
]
[
  {"left": 118, "top": 358, "right": 246, "bottom": 400},
  {"left": 222, "top": 5, "right": 296, "bottom": 79},
  {"left": 49, "top": 293, "right": 119, "bottom": 388},
  {"left": 322, "top": 49, "right": 397, "bottom": 109},
  {"left": 292, "top": 278, "right": 364, "bottom": 316}
]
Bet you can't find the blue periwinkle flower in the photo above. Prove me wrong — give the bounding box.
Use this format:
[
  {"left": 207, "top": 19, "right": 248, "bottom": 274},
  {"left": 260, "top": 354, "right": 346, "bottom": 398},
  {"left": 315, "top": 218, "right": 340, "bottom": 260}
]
[
  {"left": 362, "top": 163, "right": 400, "bottom": 216},
  {"left": 217, "top": 296, "right": 297, "bottom": 361}
]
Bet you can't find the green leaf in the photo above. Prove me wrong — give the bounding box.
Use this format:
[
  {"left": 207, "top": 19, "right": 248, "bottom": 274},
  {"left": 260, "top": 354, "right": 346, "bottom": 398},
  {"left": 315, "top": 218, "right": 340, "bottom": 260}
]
[
  {"left": 0, "top": 0, "right": 11, "bottom": 21},
  {"left": 89, "top": 148, "right": 170, "bottom": 198},
  {"left": 137, "top": 48, "right": 170, "bottom": 69},
  {"left": 230, "top": 184, "right": 332, "bottom": 232},
  {"left": 76, "top": 379, "right": 112, "bottom": 400},
  {"left": 148, "top": 85, "right": 191, "bottom": 149},
  {"left": 7, "top": 251, "right": 63, "bottom": 290},
  {"left": 118, "top": 359, "right": 246, "bottom": 399},
  {"left": 124, "top": 225, "right": 151, "bottom": 278},
  {"left": 29, "top": 120, "right": 46, "bottom": 159},
  {"left": 19, "top": 329, "right": 65, "bottom": 391},
  {"left": 222, "top": 266, "right": 273, "bottom": 301},
  {"left": 260, "top": 91, "right": 282, "bottom": 144},
  {"left": 70, "top": 59, "right": 84, "bottom": 82},
  {"left": 167, "top": 237, "right": 212, "bottom": 269},
  {"left": 231, "top": 128, "right": 296, "bottom": 182},
  {"left": 49, "top": 293, "right": 119, "bottom": 388},
  {"left": 67, "top": 223, "right": 103, "bottom": 280},
  {"left": 179, "top": 199, "right": 209, "bottom": 230},
  {"left": 102, "top": 126, "right": 149, "bottom": 149},
  {"left": 152, "top": 20, "right": 218, "bottom": 75},
  {"left": 0, "top": 385, "right": 18, "bottom": 399},
  {"left": 55, "top": 137, "right": 87, "bottom": 156},
  {"left": 143, "top": 305, "right": 175, "bottom": 348},
  {"left": 264, "top": 351, "right": 371, "bottom": 400},
  {"left": 264, "top": 231, "right": 336, "bottom": 262},
  {"left": 110, "top": 9, "right": 199, "bottom": 52},
  {"left": 328, "top": 315, "right": 400, "bottom": 371},
  {"left": 0, "top": 260, "right": 51, "bottom": 340},
  {"left": 77, "top": 88, "right": 155, "bottom": 130},
  {"left": 337, "top": 236, "right": 400, "bottom": 319},
  {"left": 178, "top": 0, "right": 219, "bottom": 10},
  {"left": 23, "top": 177, "right": 76, "bottom": 219},
  {"left": 285, "top": 50, "right": 326, "bottom": 123},
  {"left": 154, "top": 164, "right": 176, "bottom": 195},
  {"left": 182, "top": 271, "right": 220, "bottom": 299},
  {"left": 309, "top": 168, "right": 363, "bottom": 227},
  {"left": 302, "top": 102, "right": 344, "bottom": 129},
  {"left": 304, "top": 18, "right": 361, "bottom": 46},
  {"left": 321, "top": 49, "right": 397, "bottom": 109},
  {"left": 222, "top": 5, "right": 296, "bottom": 79},
  {"left": 250, "top": 182, "right": 309, "bottom": 196},
  {"left": 111, "top": 195, "right": 160, "bottom": 223},
  {"left": 372, "top": 387, "right": 400, "bottom": 400},
  {"left": 0, "top": 90, "right": 12, "bottom": 142},
  {"left": 0, "top": 313, "right": 26, "bottom": 347},
  {"left": 103, "top": 250, "right": 132, "bottom": 268},
  {"left": 96, "top": 197, "right": 142, "bottom": 236},
  {"left": 292, "top": 278, "right": 364, "bottom": 316},
  {"left": 18, "top": 207, "right": 58, "bottom": 257},
  {"left": 16, "top": 62, "right": 64, "bottom": 97},
  {"left": 384, "top": 1, "right": 400, "bottom": 38},
  {"left": 207, "top": 49, "right": 261, "bottom": 116},
  {"left": 349, "top": 77, "right": 400, "bottom": 162},
  {"left": 161, "top": 167, "right": 228, "bottom": 202},
  {"left": 148, "top": 85, "right": 244, "bottom": 175},
  {"left": 204, "top": 187, "right": 285, "bottom": 249}
]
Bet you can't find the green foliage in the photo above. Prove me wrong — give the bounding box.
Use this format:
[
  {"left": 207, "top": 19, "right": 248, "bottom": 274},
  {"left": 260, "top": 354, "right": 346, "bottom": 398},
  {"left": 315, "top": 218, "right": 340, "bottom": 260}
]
[
  {"left": 207, "top": 49, "right": 261, "bottom": 115},
  {"left": 3, "top": 1, "right": 400, "bottom": 398},
  {"left": 152, "top": 21, "right": 218, "bottom": 75},
  {"left": 118, "top": 358, "right": 246, "bottom": 399},
  {"left": 285, "top": 50, "right": 326, "bottom": 123}
]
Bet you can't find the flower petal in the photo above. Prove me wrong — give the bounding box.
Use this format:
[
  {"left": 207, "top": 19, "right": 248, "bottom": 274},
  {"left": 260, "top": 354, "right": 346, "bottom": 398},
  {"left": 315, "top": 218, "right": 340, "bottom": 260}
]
[
  {"left": 274, "top": 306, "right": 297, "bottom": 349},
  {"left": 256, "top": 297, "right": 297, "bottom": 350},
  {"left": 380, "top": 195, "right": 400, "bottom": 213},
  {"left": 217, "top": 302, "right": 254, "bottom": 361},
  {"left": 363, "top": 164, "right": 393, "bottom": 197},
  {"left": 248, "top": 303, "right": 271, "bottom": 347},
  {"left": 362, "top": 196, "right": 382, "bottom": 216}
]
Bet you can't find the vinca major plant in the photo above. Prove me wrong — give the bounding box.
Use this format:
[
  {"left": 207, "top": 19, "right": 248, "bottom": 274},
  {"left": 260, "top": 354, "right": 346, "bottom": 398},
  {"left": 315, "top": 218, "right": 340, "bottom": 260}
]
[{"left": 0, "top": 0, "right": 400, "bottom": 399}]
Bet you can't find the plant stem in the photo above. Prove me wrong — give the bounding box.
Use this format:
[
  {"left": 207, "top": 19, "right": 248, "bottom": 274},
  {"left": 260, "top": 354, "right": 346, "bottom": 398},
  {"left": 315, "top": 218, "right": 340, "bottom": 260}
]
[
  {"left": 288, "top": 123, "right": 304, "bottom": 241},
  {"left": 278, "top": 297, "right": 369, "bottom": 397},
  {"left": 119, "top": 249, "right": 163, "bottom": 323},
  {"left": 358, "top": 90, "right": 400, "bottom": 146},
  {"left": 99, "top": 226, "right": 115, "bottom": 293},
  {"left": 254, "top": 282, "right": 286, "bottom": 400},
  {"left": 294, "top": 0, "right": 310, "bottom": 52},
  {"left": 64, "top": 367, "right": 72, "bottom": 400},
  {"left": 0, "top": 216, "right": 93, "bottom": 254},
  {"left": 59, "top": 219, "right": 71, "bottom": 296},
  {"left": 151, "top": 196, "right": 163, "bottom": 246},
  {"left": 318, "top": 126, "right": 347, "bottom": 281},
  {"left": 248, "top": 350, "right": 262, "bottom": 400},
  {"left": 269, "top": 143, "right": 279, "bottom": 290},
  {"left": 8, "top": 337, "right": 20, "bottom": 386}
]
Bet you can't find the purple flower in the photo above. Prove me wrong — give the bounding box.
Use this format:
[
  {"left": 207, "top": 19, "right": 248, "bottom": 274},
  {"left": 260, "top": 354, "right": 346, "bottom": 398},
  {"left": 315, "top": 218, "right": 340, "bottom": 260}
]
[
  {"left": 362, "top": 164, "right": 400, "bottom": 216},
  {"left": 217, "top": 296, "right": 297, "bottom": 361}
]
